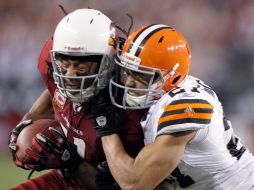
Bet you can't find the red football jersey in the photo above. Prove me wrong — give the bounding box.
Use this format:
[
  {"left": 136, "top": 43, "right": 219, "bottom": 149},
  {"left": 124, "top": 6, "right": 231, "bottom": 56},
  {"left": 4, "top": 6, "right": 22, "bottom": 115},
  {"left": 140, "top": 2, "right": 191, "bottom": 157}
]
[{"left": 37, "top": 37, "right": 145, "bottom": 167}]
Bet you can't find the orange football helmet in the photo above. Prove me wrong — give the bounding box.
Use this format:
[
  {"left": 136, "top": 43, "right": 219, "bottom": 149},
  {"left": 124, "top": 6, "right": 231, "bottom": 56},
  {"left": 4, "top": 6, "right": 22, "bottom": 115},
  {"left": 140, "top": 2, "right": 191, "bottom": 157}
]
[{"left": 110, "top": 24, "right": 191, "bottom": 109}]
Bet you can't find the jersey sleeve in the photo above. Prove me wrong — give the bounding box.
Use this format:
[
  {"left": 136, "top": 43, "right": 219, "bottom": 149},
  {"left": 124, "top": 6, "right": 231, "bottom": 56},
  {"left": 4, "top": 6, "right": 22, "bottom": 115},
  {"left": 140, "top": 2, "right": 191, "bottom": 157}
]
[{"left": 157, "top": 98, "right": 214, "bottom": 135}]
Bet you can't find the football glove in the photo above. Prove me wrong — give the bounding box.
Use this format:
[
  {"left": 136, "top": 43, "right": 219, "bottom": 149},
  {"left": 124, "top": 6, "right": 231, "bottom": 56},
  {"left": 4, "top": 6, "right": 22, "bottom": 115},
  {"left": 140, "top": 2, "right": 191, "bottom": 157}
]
[
  {"left": 26, "top": 126, "right": 81, "bottom": 171},
  {"left": 91, "top": 89, "right": 122, "bottom": 138},
  {"left": 8, "top": 119, "right": 32, "bottom": 169}
]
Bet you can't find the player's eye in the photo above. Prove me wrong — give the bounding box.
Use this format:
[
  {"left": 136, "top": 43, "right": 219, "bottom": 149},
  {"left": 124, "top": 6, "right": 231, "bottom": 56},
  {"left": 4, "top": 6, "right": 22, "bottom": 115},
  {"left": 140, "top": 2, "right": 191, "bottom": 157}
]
[
  {"left": 121, "top": 70, "right": 129, "bottom": 83},
  {"left": 128, "top": 70, "right": 150, "bottom": 83},
  {"left": 77, "top": 70, "right": 88, "bottom": 76}
]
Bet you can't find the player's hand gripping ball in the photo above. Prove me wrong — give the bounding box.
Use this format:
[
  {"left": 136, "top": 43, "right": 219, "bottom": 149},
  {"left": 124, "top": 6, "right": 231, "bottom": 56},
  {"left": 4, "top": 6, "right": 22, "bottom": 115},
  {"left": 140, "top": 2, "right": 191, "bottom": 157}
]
[{"left": 16, "top": 119, "right": 65, "bottom": 170}]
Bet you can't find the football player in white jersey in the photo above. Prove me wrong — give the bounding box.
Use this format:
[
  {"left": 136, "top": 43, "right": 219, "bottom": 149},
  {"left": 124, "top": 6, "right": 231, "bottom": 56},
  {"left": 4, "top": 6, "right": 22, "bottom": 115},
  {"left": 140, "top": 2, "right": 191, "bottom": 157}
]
[{"left": 93, "top": 24, "right": 254, "bottom": 190}]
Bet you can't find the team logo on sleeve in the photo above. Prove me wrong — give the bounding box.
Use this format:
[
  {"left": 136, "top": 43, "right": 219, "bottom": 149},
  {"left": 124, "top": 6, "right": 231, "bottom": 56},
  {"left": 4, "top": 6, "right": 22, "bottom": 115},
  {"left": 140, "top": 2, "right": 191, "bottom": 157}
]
[{"left": 185, "top": 105, "right": 195, "bottom": 117}]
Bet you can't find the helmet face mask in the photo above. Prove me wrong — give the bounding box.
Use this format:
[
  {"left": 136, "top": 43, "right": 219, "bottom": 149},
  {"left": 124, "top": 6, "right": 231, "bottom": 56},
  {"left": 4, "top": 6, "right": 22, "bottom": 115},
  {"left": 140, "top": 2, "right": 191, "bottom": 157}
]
[
  {"left": 110, "top": 24, "right": 191, "bottom": 109},
  {"left": 52, "top": 52, "right": 113, "bottom": 103},
  {"left": 51, "top": 9, "right": 116, "bottom": 103},
  {"left": 110, "top": 53, "right": 165, "bottom": 109}
]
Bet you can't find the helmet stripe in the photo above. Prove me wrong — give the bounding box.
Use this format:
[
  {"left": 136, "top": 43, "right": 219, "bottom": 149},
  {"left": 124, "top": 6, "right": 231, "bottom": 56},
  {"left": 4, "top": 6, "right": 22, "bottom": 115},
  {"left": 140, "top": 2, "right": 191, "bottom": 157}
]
[
  {"left": 135, "top": 26, "right": 174, "bottom": 57},
  {"left": 127, "top": 24, "right": 156, "bottom": 52},
  {"left": 128, "top": 24, "right": 166, "bottom": 54},
  {"left": 127, "top": 24, "right": 172, "bottom": 56}
]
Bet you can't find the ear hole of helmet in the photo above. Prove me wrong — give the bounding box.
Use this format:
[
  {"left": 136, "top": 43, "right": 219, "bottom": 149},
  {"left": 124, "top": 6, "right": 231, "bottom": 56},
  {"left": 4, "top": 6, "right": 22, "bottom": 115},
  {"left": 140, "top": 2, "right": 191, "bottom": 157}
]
[{"left": 172, "top": 75, "right": 181, "bottom": 85}]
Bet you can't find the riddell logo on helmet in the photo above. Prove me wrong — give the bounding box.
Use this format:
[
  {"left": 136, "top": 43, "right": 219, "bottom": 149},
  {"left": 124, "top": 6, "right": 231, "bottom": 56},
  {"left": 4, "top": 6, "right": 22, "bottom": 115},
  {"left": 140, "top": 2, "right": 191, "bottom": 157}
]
[
  {"left": 123, "top": 53, "right": 138, "bottom": 62},
  {"left": 64, "top": 46, "right": 85, "bottom": 51},
  {"left": 121, "top": 52, "right": 141, "bottom": 68}
]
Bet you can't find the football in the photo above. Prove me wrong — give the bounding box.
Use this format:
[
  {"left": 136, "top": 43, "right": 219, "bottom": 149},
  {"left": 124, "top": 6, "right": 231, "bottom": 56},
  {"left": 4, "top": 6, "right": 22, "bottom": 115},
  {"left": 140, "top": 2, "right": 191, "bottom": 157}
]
[{"left": 16, "top": 119, "right": 64, "bottom": 168}]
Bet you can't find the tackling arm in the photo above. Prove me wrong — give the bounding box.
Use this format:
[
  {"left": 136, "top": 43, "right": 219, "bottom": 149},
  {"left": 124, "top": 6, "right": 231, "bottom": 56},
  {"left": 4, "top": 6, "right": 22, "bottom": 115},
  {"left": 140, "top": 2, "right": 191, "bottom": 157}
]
[{"left": 101, "top": 131, "right": 195, "bottom": 190}]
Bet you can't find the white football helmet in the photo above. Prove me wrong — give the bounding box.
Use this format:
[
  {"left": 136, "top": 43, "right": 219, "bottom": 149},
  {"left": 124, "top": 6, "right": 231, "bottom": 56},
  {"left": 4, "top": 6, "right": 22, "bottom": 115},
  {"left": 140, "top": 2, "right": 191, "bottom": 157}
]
[{"left": 51, "top": 9, "right": 116, "bottom": 103}]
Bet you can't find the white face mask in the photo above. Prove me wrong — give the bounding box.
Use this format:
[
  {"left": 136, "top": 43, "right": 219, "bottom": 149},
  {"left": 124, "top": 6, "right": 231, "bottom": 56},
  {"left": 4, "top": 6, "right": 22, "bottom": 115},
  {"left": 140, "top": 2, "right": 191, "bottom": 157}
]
[{"left": 65, "top": 84, "right": 97, "bottom": 103}]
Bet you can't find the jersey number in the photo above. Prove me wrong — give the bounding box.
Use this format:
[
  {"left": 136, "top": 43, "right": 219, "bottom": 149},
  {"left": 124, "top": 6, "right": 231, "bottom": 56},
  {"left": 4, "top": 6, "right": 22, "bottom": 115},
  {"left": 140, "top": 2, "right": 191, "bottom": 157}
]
[
  {"left": 223, "top": 117, "right": 246, "bottom": 160},
  {"left": 227, "top": 136, "right": 246, "bottom": 160},
  {"left": 73, "top": 137, "right": 86, "bottom": 158},
  {"left": 171, "top": 167, "right": 195, "bottom": 188},
  {"left": 169, "top": 80, "right": 215, "bottom": 98}
]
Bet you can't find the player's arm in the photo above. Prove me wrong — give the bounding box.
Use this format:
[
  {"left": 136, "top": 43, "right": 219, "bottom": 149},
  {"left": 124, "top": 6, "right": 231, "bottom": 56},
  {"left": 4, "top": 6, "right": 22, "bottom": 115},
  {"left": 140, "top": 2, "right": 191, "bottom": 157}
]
[
  {"left": 8, "top": 89, "right": 54, "bottom": 168},
  {"left": 22, "top": 89, "right": 54, "bottom": 121},
  {"left": 101, "top": 131, "right": 195, "bottom": 190}
]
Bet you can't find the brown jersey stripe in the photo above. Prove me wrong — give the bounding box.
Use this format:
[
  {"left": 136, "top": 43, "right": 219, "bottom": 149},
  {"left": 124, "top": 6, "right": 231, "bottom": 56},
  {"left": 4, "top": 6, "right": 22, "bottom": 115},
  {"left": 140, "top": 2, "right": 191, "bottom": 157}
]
[
  {"left": 158, "top": 112, "right": 213, "bottom": 125},
  {"left": 161, "top": 108, "right": 214, "bottom": 118},
  {"left": 158, "top": 118, "right": 211, "bottom": 131},
  {"left": 170, "top": 99, "right": 210, "bottom": 105}
]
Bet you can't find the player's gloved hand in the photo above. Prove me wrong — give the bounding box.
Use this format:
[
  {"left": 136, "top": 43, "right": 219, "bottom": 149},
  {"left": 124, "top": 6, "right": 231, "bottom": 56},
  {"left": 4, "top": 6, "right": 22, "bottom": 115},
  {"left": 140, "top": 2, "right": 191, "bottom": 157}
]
[
  {"left": 25, "top": 126, "right": 81, "bottom": 171},
  {"left": 8, "top": 119, "right": 32, "bottom": 169},
  {"left": 91, "top": 89, "right": 122, "bottom": 138},
  {"left": 96, "top": 161, "right": 121, "bottom": 190}
]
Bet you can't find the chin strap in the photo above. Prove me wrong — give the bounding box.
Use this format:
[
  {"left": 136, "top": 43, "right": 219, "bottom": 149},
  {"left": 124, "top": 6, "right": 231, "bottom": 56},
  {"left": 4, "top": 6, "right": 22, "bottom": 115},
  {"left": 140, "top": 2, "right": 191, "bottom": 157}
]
[
  {"left": 27, "top": 170, "right": 36, "bottom": 180},
  {"left": 125, "top": 92, "right": 154, "bottom": 108}
]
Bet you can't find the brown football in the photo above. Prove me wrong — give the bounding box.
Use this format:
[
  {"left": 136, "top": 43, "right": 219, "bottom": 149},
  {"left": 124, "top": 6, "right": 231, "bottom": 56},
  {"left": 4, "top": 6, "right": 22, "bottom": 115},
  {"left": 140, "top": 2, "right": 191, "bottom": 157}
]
[{"left": 16, "top": 119, "right": 63, "bottom": 168}]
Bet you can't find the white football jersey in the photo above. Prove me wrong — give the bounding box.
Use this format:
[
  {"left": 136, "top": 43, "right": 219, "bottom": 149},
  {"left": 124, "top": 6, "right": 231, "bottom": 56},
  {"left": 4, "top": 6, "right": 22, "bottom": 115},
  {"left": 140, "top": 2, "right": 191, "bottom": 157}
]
[{"left": 141, "top": 75, "right": 254, "bottom": 190}]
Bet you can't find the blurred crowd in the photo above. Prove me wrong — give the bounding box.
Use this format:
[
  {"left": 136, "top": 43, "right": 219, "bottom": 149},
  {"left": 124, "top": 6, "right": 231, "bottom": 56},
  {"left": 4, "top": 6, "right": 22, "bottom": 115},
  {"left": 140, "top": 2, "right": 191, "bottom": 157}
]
[{"left": 1, "top": 0, "right": 254, "bottom": 153}]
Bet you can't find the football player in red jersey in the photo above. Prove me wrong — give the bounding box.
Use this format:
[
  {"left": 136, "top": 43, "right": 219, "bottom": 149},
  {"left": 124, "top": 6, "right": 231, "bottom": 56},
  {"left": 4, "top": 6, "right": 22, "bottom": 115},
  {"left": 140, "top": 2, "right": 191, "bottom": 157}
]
[
  {"left": 7, "top": 9, "right": 145, "bottom": 190},
  {"left": 8, "top": 9, "right": 174, "bottom": 190}
]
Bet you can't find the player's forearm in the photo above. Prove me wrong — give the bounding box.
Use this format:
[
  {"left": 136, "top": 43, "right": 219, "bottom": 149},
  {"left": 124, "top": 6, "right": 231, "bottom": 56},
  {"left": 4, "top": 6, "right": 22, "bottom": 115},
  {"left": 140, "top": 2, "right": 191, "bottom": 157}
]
[
  {"left": 102, "top": 134, "right": 187, "bottom": 190},
  {"left": 102, "top": 134, "right": 142, "bottom": 190},
  {"left": 73, "top": 161, "right": 97, "bottom": 190}
]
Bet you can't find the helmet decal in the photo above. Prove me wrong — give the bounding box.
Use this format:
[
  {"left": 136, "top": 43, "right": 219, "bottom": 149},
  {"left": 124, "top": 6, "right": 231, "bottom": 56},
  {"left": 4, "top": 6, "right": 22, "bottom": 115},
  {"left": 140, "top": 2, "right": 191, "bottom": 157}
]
[{"left": 127, "top": 24, "right": 174, "bottom": 57}]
